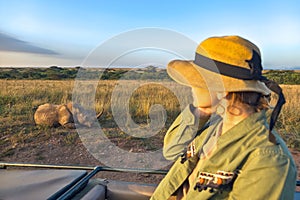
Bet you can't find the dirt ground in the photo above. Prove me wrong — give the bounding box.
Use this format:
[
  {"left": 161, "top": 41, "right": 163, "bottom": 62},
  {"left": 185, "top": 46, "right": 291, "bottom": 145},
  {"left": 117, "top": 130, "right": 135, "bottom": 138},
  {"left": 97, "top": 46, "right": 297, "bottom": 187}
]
[
  {"left": 1, "top": 126, "right": 300, "bottom": 189},
  {"left": 0, "top": 127, "right": 167, "bottom": 184}
]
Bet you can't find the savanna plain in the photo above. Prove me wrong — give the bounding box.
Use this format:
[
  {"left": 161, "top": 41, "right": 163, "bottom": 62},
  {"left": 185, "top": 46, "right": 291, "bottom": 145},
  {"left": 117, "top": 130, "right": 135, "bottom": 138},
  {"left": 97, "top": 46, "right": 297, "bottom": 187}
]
[{"left": 1, "top": 79, "right": 300, "bottom": 184}]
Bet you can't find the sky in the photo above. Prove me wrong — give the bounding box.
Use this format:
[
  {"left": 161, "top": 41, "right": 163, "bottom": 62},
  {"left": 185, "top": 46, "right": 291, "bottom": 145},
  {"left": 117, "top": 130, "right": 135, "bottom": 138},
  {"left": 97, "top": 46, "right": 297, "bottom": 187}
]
[{"left": 0, "top": 0, "right": 300, "bottom": 69}]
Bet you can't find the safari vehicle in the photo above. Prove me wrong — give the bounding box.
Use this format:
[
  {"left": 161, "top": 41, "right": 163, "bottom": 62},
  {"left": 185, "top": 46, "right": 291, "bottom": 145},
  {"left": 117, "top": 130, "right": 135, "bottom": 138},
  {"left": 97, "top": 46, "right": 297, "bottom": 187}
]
[
  {"left": 0, "top": 162, "right": 166, "bottom": 200},
  {"left": 1, "top": 162, "right": 300, "bottom": 200}
]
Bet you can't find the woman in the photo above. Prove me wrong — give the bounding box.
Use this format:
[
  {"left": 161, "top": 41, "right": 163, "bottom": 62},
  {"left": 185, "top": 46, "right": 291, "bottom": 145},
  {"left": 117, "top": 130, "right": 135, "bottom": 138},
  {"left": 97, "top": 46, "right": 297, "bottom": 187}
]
[{"left": 151, "top": 36, "right": 296, "bottom": 199}]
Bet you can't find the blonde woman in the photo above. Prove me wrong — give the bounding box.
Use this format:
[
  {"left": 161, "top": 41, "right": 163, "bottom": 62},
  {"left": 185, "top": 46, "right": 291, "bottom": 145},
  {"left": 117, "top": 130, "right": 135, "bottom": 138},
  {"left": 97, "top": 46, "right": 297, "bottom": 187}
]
[{"left": 151, "top": 36, "right": 296, "bottom": 200}]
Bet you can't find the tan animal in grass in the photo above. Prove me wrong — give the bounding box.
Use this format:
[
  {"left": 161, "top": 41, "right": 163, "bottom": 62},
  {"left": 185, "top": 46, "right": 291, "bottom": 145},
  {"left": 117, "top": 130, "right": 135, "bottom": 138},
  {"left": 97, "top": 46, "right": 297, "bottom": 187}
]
[{"left": 34, "top": 102, "right": 103, "bottom": 128}]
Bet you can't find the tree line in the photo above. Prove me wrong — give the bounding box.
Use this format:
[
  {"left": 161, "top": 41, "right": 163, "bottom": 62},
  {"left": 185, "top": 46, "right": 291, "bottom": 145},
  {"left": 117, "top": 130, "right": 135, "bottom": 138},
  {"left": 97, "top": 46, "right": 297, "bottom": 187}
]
[{"left": 0, "top": 66, "right": 299, "bottom": 84}]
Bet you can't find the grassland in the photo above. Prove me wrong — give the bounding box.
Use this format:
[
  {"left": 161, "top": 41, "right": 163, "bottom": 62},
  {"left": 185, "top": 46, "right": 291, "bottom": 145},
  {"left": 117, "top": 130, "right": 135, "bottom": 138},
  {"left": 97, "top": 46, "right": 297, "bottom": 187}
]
[{"left": 0, "top": 79, "right": 300, "bottom": 162}]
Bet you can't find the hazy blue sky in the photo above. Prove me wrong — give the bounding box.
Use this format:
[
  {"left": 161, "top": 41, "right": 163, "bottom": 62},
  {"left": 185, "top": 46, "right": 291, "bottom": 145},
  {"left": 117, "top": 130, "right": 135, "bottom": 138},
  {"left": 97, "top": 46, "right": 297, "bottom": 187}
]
[{"left": 0, "top": 0, "right": 300, "bottom": 68}]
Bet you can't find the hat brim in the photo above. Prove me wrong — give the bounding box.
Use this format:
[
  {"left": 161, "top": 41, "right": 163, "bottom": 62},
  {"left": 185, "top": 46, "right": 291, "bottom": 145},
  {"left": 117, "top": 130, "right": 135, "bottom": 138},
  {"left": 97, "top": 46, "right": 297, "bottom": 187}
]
[{"left": 167, "top": 60, "right": 271, "bottom": 95}]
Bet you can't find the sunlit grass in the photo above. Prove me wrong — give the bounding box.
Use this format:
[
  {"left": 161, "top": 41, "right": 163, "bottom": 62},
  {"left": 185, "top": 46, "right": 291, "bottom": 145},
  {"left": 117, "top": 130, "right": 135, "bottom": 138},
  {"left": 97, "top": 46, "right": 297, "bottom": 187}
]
[{"left": 0, "top": 79, "right": 299, "bottom": 150}]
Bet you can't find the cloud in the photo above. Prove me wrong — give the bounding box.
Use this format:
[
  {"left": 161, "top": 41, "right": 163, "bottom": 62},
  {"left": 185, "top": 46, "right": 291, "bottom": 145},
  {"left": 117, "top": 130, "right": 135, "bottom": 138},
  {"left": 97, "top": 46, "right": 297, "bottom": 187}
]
[{"left": 0, "top": 32, "right": 59, "bottom": 55}]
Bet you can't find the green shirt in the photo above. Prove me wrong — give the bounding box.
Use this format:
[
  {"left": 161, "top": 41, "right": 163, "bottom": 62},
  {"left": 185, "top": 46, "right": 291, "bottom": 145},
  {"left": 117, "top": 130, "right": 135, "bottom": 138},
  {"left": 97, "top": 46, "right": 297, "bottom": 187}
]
[{"left": 151, "top": 105, "right": 297, "bottom": 200}]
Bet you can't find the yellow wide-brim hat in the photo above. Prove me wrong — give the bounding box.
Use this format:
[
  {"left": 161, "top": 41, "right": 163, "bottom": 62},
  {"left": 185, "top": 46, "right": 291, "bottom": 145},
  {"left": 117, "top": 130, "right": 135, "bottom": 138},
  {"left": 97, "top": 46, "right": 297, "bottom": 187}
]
[{"left": 167, "top": 35, "right": 271, "bottom": 95}]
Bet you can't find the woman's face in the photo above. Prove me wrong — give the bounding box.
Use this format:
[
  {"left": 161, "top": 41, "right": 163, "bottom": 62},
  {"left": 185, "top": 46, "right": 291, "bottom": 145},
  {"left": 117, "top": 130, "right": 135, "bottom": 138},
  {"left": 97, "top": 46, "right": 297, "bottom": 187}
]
[{"left": 192, "top": 87, "right": 219, "bottom": 108}]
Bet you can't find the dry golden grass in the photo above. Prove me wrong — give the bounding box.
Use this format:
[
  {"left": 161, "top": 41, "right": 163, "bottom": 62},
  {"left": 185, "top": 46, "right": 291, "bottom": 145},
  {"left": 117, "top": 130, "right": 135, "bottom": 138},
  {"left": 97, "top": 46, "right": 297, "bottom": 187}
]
[
  {"left": 276, "top": 85, "right": 300, "bottom": 146},
  {"left": 0, "top": 80, "right": 299, "bottom": 147}
]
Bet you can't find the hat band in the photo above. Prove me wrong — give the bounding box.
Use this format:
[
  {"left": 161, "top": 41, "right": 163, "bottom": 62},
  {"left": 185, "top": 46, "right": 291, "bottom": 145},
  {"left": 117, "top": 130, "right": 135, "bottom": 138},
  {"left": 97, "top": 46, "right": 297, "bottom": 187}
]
[{"left": 193, "top": 53, "right": 261, "bottom": 80}]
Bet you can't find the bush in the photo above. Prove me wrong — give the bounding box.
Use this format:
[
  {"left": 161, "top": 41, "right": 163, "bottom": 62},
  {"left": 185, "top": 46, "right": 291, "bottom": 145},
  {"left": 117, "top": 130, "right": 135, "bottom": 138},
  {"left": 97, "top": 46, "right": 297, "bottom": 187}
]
[{"left": 264, "top": 70, "right": 300, "bottom": 84}]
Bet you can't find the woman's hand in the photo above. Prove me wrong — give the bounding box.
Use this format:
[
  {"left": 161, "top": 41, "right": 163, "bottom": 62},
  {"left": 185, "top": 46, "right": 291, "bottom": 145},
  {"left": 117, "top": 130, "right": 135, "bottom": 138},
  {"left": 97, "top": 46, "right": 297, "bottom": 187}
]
[
  {"left": 192, "top": 105, "right": 215, "bottom": 119},
  {"left": 191, "top": 87, "right": 220, "bottom": 118}
]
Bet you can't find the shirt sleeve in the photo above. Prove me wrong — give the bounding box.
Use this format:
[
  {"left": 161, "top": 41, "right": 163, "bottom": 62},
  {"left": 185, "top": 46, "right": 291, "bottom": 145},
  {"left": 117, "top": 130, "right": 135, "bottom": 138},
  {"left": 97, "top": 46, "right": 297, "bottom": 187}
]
[
  {"left": 228, "top": 149, "right": 297, "bottom": 200},
  {"left": 163, "top": 104, "right": 209, "bottom": 161}
]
